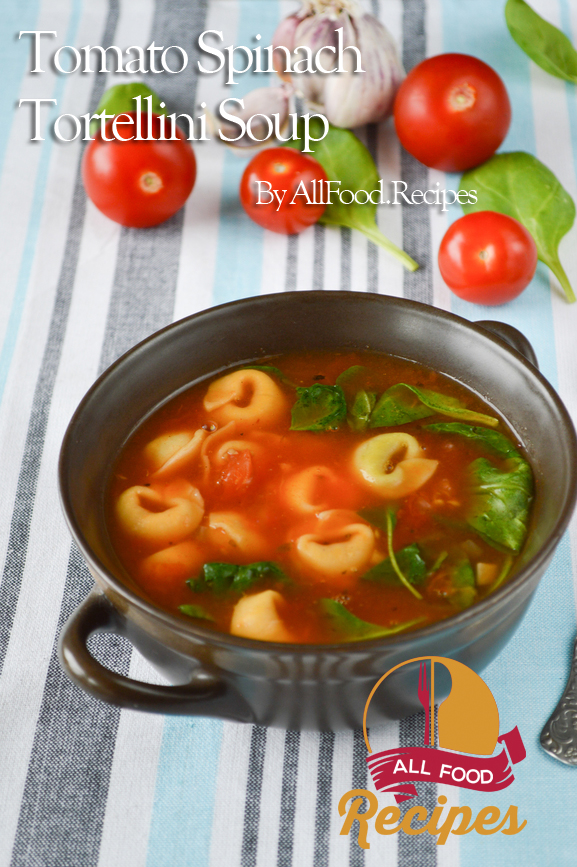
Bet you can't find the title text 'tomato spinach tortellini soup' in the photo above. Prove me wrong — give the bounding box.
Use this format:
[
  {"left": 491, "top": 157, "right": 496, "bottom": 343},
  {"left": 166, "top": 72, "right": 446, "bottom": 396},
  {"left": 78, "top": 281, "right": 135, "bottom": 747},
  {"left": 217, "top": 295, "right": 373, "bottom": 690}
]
[{"left": 106, "top": 351, "right": 534, "bottom": 644}]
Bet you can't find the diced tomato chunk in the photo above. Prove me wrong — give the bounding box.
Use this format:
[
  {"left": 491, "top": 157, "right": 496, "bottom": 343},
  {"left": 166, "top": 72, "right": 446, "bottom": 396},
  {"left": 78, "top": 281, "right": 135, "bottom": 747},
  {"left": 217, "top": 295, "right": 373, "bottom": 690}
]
[{"left": 219, "top": 449, "right": 254, "bottom": 495}]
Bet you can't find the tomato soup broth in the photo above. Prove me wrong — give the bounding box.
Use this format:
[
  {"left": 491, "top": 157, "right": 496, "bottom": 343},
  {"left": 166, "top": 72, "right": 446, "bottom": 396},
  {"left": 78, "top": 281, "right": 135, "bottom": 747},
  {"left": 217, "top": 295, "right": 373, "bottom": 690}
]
[{"left": 106, "top": 351, "right": 533, "bottom": 644}]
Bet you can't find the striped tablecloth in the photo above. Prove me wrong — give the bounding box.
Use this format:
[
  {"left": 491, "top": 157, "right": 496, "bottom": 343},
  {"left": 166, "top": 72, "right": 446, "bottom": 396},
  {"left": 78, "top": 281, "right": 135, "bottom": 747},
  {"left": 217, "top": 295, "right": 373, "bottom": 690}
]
[{"left": 2, "top": 0, "right": 577, "bottom": 865}]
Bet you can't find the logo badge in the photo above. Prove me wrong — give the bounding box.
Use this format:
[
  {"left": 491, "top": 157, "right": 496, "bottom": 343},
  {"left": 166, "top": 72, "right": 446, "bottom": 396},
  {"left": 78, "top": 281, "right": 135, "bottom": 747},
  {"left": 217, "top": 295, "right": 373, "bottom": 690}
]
[{"left": 364, "top": 656, "right": 526, "bottom": 802}]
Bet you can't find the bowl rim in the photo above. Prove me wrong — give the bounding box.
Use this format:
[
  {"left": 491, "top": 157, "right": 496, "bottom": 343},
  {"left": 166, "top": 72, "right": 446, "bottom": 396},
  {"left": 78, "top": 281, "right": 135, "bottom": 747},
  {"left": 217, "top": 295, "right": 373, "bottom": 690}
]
[{"left": 58, "top": 291, "right": 577, "bottom": 654}]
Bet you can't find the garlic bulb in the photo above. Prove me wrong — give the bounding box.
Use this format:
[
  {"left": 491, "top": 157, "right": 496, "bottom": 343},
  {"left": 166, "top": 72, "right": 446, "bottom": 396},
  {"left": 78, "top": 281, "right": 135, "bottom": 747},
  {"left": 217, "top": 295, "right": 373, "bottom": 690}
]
[{"left": 272, "top": 0, "right": 404, "bottom": 128}]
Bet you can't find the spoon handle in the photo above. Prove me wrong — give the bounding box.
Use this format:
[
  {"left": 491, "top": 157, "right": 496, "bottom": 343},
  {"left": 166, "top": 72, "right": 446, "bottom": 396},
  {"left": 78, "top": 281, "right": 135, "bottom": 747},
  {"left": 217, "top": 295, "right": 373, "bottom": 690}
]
[{"left": 540, "top": 638, "right": 577, "bottom": 765}]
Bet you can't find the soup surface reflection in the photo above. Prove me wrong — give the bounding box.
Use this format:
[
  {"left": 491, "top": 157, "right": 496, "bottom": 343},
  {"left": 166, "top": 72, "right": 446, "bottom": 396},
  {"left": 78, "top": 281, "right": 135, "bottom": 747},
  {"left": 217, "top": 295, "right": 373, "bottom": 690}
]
[{"left": 107, "top": 351, "right": 533, "bottom": 643}]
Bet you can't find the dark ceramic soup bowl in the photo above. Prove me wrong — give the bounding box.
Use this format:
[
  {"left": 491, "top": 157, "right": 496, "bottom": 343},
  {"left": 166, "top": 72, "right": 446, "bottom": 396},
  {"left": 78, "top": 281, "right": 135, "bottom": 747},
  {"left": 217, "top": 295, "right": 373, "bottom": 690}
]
[{"left": 58, "top": 292, "right": 577, "bottom": 730}]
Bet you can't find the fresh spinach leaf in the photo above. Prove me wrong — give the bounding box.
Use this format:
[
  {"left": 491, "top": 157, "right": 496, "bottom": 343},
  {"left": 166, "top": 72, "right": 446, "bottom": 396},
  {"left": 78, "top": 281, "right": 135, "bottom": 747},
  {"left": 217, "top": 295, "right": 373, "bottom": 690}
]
[
  {"left": 461, "top": 152, "right": 576, "bottom": 303},
  {"left": 320, "top": 599, "right": 425, "bottom": 641},
  {"left": 466, "top": 456, "right": 533, "bottom": 552},
  {"left": 349, "top": 390, "right": 377, "bottom": 431},
  {"left": 426, "top": 551, "right": 448, "bottom": 577},
  {"left": 232, "top": 561, "right": 287, "bottom": 592},
  {"left": 190, "top": 562, "right": 238, "bottom": 593},
  {"left": 449, "top": 560, "right": 477, "bottom": 610},
  {"left": 335, "top": 366, "right": 368, "bottom": 395},
  {"left": 433, "top": 515, "right": 471, "bottom": 535},
  {"left": 505, "top": 0, "right": 577, "bottom": 83},
  {"left": 487, "top": 554, "right": 514, "bottom": 593},
  {"left": 363, "top": 543, "right": 427, "bottom": 586},
  {"left": 90, "top": 83, "right": 167, "bottom": 135},
  {"left": 452, "top": 558, "right": 475, "bottom": 587},
  {"left": 358, "top": 506, "right": 390, "bottom": 533},
  {"left": 178, "top": 604, "right": 215, "bottom": 621},
  {"left": 431, "top": 426, "right": 533, "bottom": 554},
  {"left": 287, "top": 118, "right": 418, "bottom": 271},
  {"left": 370, "top": 384, "right": 436, "bottom": 426},
  {"left": 383, "top": 506, "right": 423, "bottom": 600},
  {"left": 428, "top": 557, "right": 476, "bottom": 609},
  {"left": 290, "top": 383, "right": 347, "bottom": 431},
  {"left": 425, "top": 422, "right": 520, "bottom": 459},
  {"left": 370, "top": 384, "right": 498, "bottom": 428},
  {"left": 187, "top": 561, "right": 287, "bottom": 594},
  {"left": 430, "top": 420, "right": 533, "bottom": 556},
  {"left": 334, "top": 367, "right": 376, "bottom": 431}
]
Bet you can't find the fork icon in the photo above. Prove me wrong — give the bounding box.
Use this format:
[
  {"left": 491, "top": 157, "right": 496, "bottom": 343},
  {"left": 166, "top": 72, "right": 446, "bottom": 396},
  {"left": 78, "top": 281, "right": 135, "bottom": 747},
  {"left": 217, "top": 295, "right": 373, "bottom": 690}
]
[{"left": 418, "top": 660, "right": 431, "bottom": 745}]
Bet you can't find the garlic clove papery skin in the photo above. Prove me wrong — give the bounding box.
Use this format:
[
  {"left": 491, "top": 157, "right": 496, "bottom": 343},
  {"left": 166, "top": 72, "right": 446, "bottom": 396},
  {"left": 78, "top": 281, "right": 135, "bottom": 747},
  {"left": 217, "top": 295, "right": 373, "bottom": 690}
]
[
  {"left": 271, "top": 0, "right": 404, "bottom": 129},
  {"left": 272, "top": 15, "right": 301, "bottom": 79},
  {"left": 291, "top": 12, "right": 352, "bottom": 107},
  {"left": 323, "top": 14, "right": 404, "bottom": 127}
]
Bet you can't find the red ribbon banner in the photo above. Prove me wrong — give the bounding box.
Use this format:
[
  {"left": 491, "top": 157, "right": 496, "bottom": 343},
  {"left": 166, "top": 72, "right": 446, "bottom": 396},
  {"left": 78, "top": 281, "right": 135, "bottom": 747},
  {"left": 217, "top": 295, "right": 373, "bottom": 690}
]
[{"left": 367, "top": 726, "right": 526, "bottom": 804}]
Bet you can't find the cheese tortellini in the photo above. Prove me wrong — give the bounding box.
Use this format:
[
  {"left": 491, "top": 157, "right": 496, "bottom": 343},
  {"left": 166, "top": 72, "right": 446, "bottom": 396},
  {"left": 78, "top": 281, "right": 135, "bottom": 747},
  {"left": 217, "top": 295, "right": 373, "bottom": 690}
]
[
  {"left": 206, "top": 511, "right": 264, "bottom": 557},
  {"left": 144, "top": 428, "right": 208, "bottom": 480},
  {"left": 203, "top": 370, "right": 287, "bottom": 426},
  {"left": 353, "top": 432, "right": 438, "bottom": 499},
  {"left": 283, "top": 465, "right": 339, "bottom": 515},
  {"left": 115, "top": 482, "right": 204, "bottom": 546},
  {"left": 230, "top": 590, "right": 293, "bottom": 642},
  {"left": 145, "top": 429, "right": 208, "bottom": 480},
  {"left": 294, "top": 509, "right": 375, "bottom": 588}
]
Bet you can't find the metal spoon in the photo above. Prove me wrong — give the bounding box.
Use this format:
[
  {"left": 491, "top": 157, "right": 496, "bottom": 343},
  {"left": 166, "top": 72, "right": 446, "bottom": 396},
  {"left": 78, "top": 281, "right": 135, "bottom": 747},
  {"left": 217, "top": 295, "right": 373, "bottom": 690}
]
[{"left": 540, "top": 638, "right": 577, "bottom": 765}]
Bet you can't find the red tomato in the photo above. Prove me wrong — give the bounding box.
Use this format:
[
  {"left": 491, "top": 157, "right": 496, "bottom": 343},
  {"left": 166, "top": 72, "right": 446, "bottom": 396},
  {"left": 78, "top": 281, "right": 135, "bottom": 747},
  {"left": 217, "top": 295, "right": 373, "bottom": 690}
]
[
  {"left": 240, "top": 147, "right": 328, "bottom": 234},
  {"left": 219, "top": 450, "right": 254, "bottom": 496},
  {"left": 82, "top": 113, "right": 196, "bottom": 227},
  {"left": 438, "top": 211, "right": 537, "bottom": 305},
  {"left": 394, "top": 54, "right": 511, "bottom": 172}
]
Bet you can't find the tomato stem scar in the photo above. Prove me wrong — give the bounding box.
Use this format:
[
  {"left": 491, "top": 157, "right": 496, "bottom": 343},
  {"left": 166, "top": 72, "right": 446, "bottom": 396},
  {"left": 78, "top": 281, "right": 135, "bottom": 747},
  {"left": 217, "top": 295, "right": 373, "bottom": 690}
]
[
  {"left": 448, "top": 82, "right": 476, "bottom": 112},
  {"left": 139, "top": 171, "right": 163, "bottom": 193}
]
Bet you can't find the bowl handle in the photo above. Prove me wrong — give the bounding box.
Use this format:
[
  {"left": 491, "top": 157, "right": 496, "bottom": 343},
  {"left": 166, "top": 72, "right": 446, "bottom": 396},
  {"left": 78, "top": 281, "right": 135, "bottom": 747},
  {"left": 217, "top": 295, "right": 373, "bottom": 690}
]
[
  {"left": 58, "top": 591, "right": 253, "bottom": 720},
  {"left": 475, "top": 320, "right": 539, "bottom": 369}
]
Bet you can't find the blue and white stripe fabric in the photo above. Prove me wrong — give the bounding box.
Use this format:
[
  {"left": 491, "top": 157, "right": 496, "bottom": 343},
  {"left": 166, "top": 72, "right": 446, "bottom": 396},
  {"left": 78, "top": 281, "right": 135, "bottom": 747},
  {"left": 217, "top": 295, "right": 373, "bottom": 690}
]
[{"left": 0, "top": 1, "right": 576, "bottom": 865}]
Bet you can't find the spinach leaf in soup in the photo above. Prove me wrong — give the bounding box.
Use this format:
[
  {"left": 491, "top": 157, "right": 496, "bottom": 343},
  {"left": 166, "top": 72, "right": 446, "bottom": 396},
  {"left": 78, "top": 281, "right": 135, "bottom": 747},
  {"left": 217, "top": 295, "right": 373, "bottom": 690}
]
[
  {"left": 189, "top": 562, "right": 238, "bottom": 593},
  {"left": 290, "top": 383, "right": 347, "bottom": 431},
  {"left": 178, "top": 604, "right": 215, "bottom": 621},
  {"left": 428, "top": 557, "right": 477, "bottom": 610},
  {"left": 349, "top": 390, "right": 377, "bottom": 431},
  {"left": 382, "top": 506, "right": 424, "bottom": 600},
  {"left": 232, "top": 562, "right": 287, "bottom": 592},
  {"left": 461, "top": 152, "right": 576, "bottom": 303},
  {"left": 425, "top": 422, "right": 520, "bottom": 459},
  {"left": 370, "top": 383, "right": 499, "bottom": 428},
  {"left": 356, "top": 505, "right": 423, "bottom": 598},
  {"left": 426, "top": 421, "right": 533, "bottom": 553},
  {"left": 188, "top": 561, "right": 287, "bottom": 594},
  {"left": 335, "top": 365, "right": 368, "bottom": 395},
  {"left": 357, "top": 505, "right": 390, "bottom": 533},
  {"left": 334, "top": 366, "right": 376, "bottom": 431},
  {"left": 362, "top": 543, "right": 427, "bottom": 586},
  {"left": 320, "top": 599, "right": 425, "bottom": 641},
  {"left": 370, "top": 384, "right": 435, "bottom": 426},
  {"left": 449, "top": 559, "right": 477, "bottom": 610},
  {"left": 466, "top": 457, "right": 533, "bottom": 553}
]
